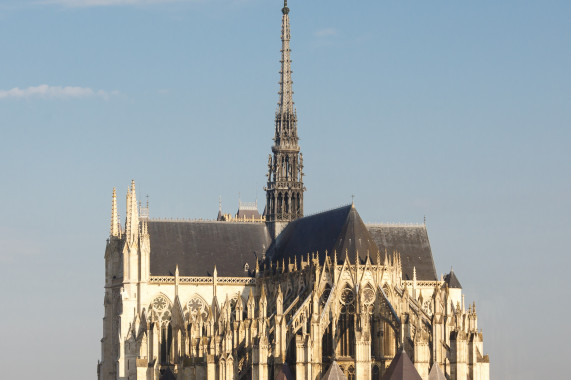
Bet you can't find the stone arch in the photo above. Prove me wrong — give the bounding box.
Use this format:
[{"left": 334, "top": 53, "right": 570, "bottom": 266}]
[
  {"left": 184, "top": 294, "right": 210, "bottom": 323},
  {"left": 362, "top": 282, "right": 376, "bottom": 307},
  {"left": 147, "top": 294, "right": 175, "bottom": 365},
  {"left": 148, "top": 293, "right": 173, "bottom": 327},
  {"left": 377, "top": 285, "right": 399, "bottom": 360},
  {"left": 320, "top": 283, "right": 332, "bottom": 306},
  {"left": 336, "top": 284, "right": 356, "bottom": 358}
]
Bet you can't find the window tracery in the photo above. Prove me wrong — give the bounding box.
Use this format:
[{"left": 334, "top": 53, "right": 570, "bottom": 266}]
[
  {"left": 347, "top": 365, "right": 355, "bottom": 380},
  {"left": 149, "top": 295, "right": 172, "bottom": 327},
  {"left": 320, "top": 284, "right": 331, "bottom": 307},
  {"left": 337, "top": 285, "right": 355, "bottom": 358},
  {"left": 186, "top": 296, "right": 209, "bottom": 323}
]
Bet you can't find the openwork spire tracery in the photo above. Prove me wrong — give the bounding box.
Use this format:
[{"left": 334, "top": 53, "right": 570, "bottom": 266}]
[{"left": 265, "top": 0, "right": 304, "bottom": 229}]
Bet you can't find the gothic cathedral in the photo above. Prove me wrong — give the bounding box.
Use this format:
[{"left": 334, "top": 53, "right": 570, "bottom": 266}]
[{"left": 98, "top": 2, "right": 490, "bottom": 380}]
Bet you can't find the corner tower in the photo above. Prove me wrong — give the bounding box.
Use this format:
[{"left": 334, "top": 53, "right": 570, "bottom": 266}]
[{"left": 265, "top": 0, "right": 305, "bottom": 238}]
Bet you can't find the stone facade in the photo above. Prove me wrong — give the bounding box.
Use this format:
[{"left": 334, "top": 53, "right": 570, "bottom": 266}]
[{"left": 98, "top": 2, "right": 490, "bottom": 380}]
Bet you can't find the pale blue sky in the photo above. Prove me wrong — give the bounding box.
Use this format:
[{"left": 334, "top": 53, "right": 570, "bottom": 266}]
[{"left": 1, "top": 0, "right": 570, "bottom": 379}]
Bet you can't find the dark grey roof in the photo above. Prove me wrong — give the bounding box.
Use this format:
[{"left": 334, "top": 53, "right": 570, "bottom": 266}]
[
  {"left": 367, "top": 224, "right": 437, "bottom": 281},
  {"left": 268, "top": 205, "right": 381, "bottom": 265},
  {"left": 381, "top": 348, "right": 422, "bottom": 380},
  {"left": 148, "top": 206, "right": 437, "bottom": 281},
  {"left": 444, "top": 270, "right": 462, "bottom": 289},
  {"left": 148, "top": 220, "right": 271, "bottom": 277},
  {"left": 321, "top": 361, "right": 347, "bottom": 380}
]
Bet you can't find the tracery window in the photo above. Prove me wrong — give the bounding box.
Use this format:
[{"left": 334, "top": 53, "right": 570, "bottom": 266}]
[
  {"left": 320, "top": 284, "right": 331, "bottom": 307},
  {"left": 149, "top": 295, "right": 173, "bottom": 365},
  {"left": 347, "top": 365, "right": 355, "bottom": 380},
  {"left": 186, "top": 296, "right": 208, "bottom": 323},
  {"left": 337, "top": 286, "right": 355, "bottom": 358}
]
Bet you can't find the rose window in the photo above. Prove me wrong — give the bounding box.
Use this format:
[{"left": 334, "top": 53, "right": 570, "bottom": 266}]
[
  {"left": 363, "top": 287, "right": 375, "bottom": 305},
  {"left": 340, "top": 288, "right": 354, "bottom": 305},
  {"left": 187, "top": 297, "right": 208, "bottom": 322},
  {"left": 153, "top": 296, "right": 168, "bottom": 311}
]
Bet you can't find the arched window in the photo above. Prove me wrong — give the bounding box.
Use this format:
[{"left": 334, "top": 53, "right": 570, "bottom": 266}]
[
  {"left": 347, "top": 365, "right": 355, "bottom": 380},
  {"left": 321, "top": 323, "right": 333, "bottom": 364},
  {"left": 337, "top": 286, "right": 356, "bottom": 358},
  {"left": 148, "top": 295, "right": 173, "bottom": 365},
  {"left": 372, "top": 365, "right": 380, "bottom": 380}
]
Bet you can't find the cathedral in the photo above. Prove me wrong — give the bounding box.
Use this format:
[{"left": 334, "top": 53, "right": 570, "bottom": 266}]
[{"left": 98, "top": 2, "right": 490, "bottom": 379}]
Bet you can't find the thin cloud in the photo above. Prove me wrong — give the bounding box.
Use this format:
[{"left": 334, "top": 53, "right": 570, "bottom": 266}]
[
  {"left": 0, "top": 84, "right": 116, "bottom": 100},
  {"left": 40, "top": 0, "right": 197, "bottom": 7},
  {"left": 314, "top": 28, "right": 337, "bottom": 38}
]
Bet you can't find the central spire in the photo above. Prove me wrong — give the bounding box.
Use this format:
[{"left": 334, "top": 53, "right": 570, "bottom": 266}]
[
  {"left": 265, "top": 0, "right": 305, "bottom": 238},
  {"left": 279, "top": 0, "right": 293, "bottom": 115}
]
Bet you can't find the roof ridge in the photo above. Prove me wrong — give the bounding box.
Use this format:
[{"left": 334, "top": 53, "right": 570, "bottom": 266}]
[
  {"left": 301, "top": 203, "right": 352, "bottom": 219},
  {"left": 366, "top": 222, "right": 425, "bottom": 227},
  {"left": 149, "top": 218, "right": 263, "bottom": 225}
]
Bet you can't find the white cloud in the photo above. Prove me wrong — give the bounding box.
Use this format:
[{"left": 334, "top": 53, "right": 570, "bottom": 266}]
[
  {"left": 315, "top": 28, "right": 337, "bottom": 38},
  {"left": 0, "top": 84, "right": 115, "bottom": 100}
]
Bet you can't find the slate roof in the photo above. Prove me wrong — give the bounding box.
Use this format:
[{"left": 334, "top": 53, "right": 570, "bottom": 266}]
[
  {"left": 428, "top": 363, "right": 446, "bottom": 380},
  {"left": 268, "top": 205, "right": 437, "bottom": 281},
  {"left": 321, "top": 361, "right": 347, "bottom": 380},
  {"left": 367, "top": 224, "right": 437, "bottom": 281},
  {"left": 147, "top": 205, "right": 437, "bottom": 281},
  {"left": 148, "top": 220, "right": 271, "bottom": 277},
  {"left": 444, "top": 269, "right": 462, "bottom": 289},
  {"left": 268, "top": 205, "right": 381, "bottom": 265},
  {"left": 381, "top": 349, "right": 423, "bottom": 380}
]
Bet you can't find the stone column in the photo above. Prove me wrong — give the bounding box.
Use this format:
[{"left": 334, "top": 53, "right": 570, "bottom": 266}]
[
  {"left": 450, "top": 331, "right": 467, "bottom": 380},
  {"left": 207, "top": 354, "right": 216, "bottom": 380},
  {"left": 355, "top": 328, "right": 371, "bottom": 380},
  {"left": 295, "top": 335, "right": 306, "bottom": 380}
]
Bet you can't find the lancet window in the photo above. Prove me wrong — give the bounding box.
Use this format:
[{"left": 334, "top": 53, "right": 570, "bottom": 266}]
[
  {"left": 148, "top": 295, "right": 174, "bottom": 366},
  {"left": 337, "top": 286, "right": 356, "bottom": 358}
]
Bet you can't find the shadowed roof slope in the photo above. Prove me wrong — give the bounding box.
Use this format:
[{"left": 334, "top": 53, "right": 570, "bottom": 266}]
[
  {"left": 148, "top": 220, "right": 271, "bottom": 277},
  {"left": 381, "top": 349, "right": 423, "bottom": 380},
  {"left": 268, "top": 205, "right": 380, "bottom": 265},
  {"left": 321, "top": 361, "right": 347, "bottom": 380},
  {"left": 367, "top": 225, "right": 437, "bottom": 281},
  {"left": 444, "top": 269, "right": 462, "bottom": 288}
]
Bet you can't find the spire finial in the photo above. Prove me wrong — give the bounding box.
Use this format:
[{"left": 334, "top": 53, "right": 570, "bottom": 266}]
[
  {"left": 278, "top": 0, "right": 293, "bottom": 114},
  {"left": 282, "top": 0, "right": 289, "bottom": 14}
]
